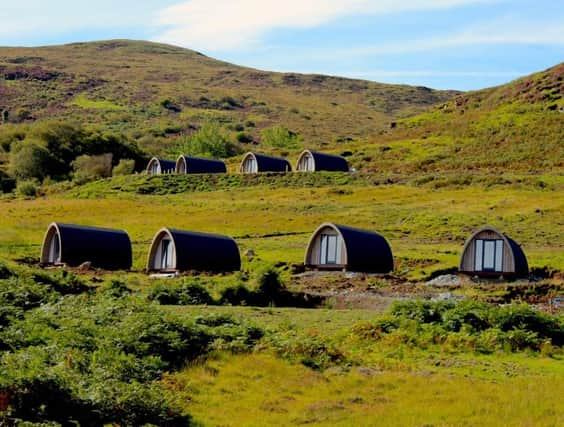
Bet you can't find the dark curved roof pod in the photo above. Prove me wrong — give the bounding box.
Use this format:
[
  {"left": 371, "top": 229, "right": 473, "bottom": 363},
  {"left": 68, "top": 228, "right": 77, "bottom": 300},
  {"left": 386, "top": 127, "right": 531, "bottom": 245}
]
[
  {"left": 40, "top": 223, "right": 132, "bottom": 270},
  {"left": 147, "top": 228, "right": 241, "bottom": 273},
  {"left": 175, "top": 155, "right": 227, "bottom": 174},
  {"left": 459, "top": 226, "right": 528, "bottom": 278},
  {"left": 296, "top": 150, "right": 349, "bottom": 172},
  {"left": 146, "top": 157, "right": 176, "bottom": 174},
  {"left": 304, "top": 223, "right": 394, "bottom": 273},
  {"left": 240, "top": 152, "right": 292, "bottom": 173}
]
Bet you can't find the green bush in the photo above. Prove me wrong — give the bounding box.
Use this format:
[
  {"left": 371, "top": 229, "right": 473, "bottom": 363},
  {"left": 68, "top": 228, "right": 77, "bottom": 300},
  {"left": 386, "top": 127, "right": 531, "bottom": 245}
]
[
  {"left": 0, "top": 169, "right": 16, "bottom": 193},
  {"left": 260, "top": 126, "right": 300, "bottom": 148},
  {"left": 72, "top": 153, "right": 113, "bottom": 182},
  {"left": 9, "top": 140, "right": 55, "bottom": 181},
  {"left": 219, "top": 284, "right": 253, "bottom": 306},
  {"left": 0, "top": 286, "right": 261, "bottom": 425},
  {"left": 358, "top": 300, "right": 564, "bottom": 353},
  {"left": 15, "top": 179, "right": 39, "bottom": 198},
  {"left": 148, "top": 279, "right": 214, "bottom": 305},
  {"left": 112, "top": 158, "right": 135, "bottom": 176},
  {"left": 178, "top": 122, "right": 240, "bottom": 158},
  {"left": 254, "top": 265, "right": 285, "bottom": 305},
  {"left": 0, "top": 262, "right": 13, "bottom": 279}
]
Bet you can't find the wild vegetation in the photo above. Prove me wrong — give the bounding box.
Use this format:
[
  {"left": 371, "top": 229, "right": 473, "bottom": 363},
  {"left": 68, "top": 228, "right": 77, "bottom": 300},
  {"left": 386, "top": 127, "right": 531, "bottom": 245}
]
[{"left": 0, "top": 40, "right": 563, "bottom": 425}]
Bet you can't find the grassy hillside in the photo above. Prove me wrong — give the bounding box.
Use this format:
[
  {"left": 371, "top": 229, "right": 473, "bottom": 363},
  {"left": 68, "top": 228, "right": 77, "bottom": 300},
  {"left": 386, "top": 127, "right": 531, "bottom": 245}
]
[
  {"left": 356, "top": 63, "right": 564, "bottom": 175},
  {"left": 0, "top": 39, "right": 457, "bottom": 155},
  {"left": 0, "top": 41, "right": 563, "bottom": 426}
]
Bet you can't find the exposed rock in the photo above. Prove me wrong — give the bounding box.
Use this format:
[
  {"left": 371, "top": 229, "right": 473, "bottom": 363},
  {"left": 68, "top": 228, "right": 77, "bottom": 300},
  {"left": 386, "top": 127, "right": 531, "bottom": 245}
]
[
  {"left": 426, "top": 274, "right": 462, "bottom": 287},
  {"left": 77, "top": 261, "right": 92, "bottom": 272}
]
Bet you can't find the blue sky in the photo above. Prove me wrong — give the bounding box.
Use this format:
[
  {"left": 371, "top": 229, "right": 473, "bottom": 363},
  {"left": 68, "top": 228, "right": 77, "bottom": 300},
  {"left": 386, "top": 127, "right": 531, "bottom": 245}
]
[{"left": 0, "top": 0, "right": 562, "bottom": 90}]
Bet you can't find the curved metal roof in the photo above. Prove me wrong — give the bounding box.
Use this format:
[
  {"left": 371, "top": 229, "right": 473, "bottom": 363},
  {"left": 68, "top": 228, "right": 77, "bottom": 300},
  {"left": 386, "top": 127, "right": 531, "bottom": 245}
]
[
  {"left": 148, "top": 228, "right": 240, "bottom": 272},
  {"left": 305, "top": 222, "right": 394, "bottom": 273},
  {"left": 175, "top": 155, "right": 227, "bottom": 174},
  {"left": 41, "top": 222, "right": 132, "bottom": 270},
  {"left": 240, "top": 152, "right": 292, "bottom": 172},
  {"left": 146, "top": 157, "right": 176, "bottom": 173},
  {"left": 459, "top": 225, "right": 528, "bottom": 276},
  {"left": 297, "top": 150, "right": 349, "bottom": 172}
]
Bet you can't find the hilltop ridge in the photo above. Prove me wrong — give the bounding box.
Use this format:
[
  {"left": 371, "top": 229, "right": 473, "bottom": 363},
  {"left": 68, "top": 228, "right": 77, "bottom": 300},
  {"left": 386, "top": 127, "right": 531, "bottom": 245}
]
[{"left": 0, "top": 39, "right": 458, "bottom": 152}]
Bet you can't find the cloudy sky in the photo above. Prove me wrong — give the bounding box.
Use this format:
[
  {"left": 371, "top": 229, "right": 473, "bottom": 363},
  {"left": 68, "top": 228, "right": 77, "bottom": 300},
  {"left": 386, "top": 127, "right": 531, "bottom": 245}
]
[{"left": 0, "top": 0, "right": 562, "bottom": 90}]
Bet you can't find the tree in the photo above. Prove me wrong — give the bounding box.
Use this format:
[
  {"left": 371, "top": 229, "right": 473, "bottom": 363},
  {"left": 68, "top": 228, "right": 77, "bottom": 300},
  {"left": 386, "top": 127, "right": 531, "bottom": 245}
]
[
  {"left": 260, "top": 126, "right": 300, "bottom": 148},
  {"left": 178, "top": 122, "right": 239, "bottom": 158},
  {"left": 8, "top": 139, "right": 55, "bottom": 181},
  {"left": 112, "top": 159, "right": 136, "bottom": 176},
  {"left": 72, "top": 153, "right": 113, "bottom": 182}
]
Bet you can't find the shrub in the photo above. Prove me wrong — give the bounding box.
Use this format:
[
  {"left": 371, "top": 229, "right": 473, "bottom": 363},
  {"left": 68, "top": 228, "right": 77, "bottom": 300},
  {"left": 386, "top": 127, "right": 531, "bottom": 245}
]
[
  {"left": 260, "top": 126, "right": 300, "bottom": 148},
  {"left": 16, "top": 179, "right": 39, "bottom": 198},
  {"left": 179, "top": 122, "right": 239, "bottom": 158},
  {"left": 0, "top": 262, "right": 13, "bottom": 279},
  {"left": 236, "top": 132, "right": 253, "bottom": 143},
  {"left": 102, "top": 280, "right": 132, "bottom": 298},
  {"left": 112, "top": 158, "right": 136, "bottom": 176},
  {"left": 0, "top": 291, "right": 260, "bottom": 424},
  {"left": 219, "top": 285, "right": 253, "bottom": 306},
  {"left": 254, "top": 266, "right": 285, "bottom": 305},
  {"left": 358, "top": 300, "right": 564, "bottom": 353},
  {"left": 0, "top": 169, "right": 16, "bottom": 193},
  {"left": 148, "top": 280, "right": 214, "bottom": 306},
  {"left": 72, "top": 153, "right": 113, "bottom": 182},
  {"left": 8, "top": 140, "right": 55, "bottom": 181}
]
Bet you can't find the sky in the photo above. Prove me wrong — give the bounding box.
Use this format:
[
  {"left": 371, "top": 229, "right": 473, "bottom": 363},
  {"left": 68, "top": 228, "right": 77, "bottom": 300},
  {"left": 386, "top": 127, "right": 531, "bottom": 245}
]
[{"left": 0, "top": 0, "right": 563, "bottom": 90}]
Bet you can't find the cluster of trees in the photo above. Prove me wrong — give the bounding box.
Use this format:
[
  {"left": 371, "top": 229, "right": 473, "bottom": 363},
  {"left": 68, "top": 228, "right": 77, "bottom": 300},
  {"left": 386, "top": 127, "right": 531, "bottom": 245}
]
[
  {"left": 0, "top": 119, "right": 304, "bottom": 195},
  {"left": 0, "top": 121, "right": 144, "bottom": 194},
  {"left": 176, "top": 123, "right": 302, "bottom": 158}
]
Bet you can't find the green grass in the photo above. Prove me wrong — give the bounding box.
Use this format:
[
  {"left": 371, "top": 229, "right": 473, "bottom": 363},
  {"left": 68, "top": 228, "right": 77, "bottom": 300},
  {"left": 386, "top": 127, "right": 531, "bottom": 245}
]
[
  {"left": 1, "top": 180, "right": 562, "bottom": 279},
  {"left": 170, "top": 353, "right": 564, "bottom": 426},
  {"left": 70, "top": 93, "right": 125, "bottom": 110},
  {"left": 0, "top": 39, "right": 457, "bottom": 153}
]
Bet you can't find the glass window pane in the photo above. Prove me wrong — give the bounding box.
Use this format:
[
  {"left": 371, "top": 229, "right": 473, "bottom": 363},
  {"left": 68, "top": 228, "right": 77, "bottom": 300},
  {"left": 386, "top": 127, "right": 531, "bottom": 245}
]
[
  {"left": 495, "top": 240, "right": 504, "bottom": 272},
  {"left": 474, "top": 240, "right": 483, "bottom": 271},
  {"left": 327, "top": 235, "right": 337, "bottom": 264},
  {"left": 483, "top": 241, "right": 495, "bottom": 269},
  {"left": 161, "top": 240, "right": 170, "bottom": 268},
  {"left": 320, "top": 235, "right": 328, "bottom": 264}
]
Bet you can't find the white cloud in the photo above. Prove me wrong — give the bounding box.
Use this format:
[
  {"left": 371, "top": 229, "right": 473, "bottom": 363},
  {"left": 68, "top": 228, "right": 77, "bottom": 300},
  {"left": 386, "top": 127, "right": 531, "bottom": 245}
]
[
  {"left": 345, "top": 70, "right": 525, "bottom": 78},
  {"left": 0, "top": 1, "right": 159, "bottom": 39},
  {"left": 297, "top": 18, "right": 564, "bottom": 60},
  {"left": 154, "top": 0, "right": 497, "bottom": 50}
]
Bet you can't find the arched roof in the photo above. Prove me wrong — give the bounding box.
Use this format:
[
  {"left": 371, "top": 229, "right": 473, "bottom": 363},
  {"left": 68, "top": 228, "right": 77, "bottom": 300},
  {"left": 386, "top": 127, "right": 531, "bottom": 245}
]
[
  {"left": 175, "top": 155, "right": 227, "bottom": 174},
  {"left": 146, "top": 157, "right": 176, "bottom": 174},
  {"left": 40, "top": 222, "right": 132, "bottom": 270},
  {"left": 297, "top": 150, "right": 349, "bottom": 172},
  {"left": 147, "top": 228, "right": 240, "bottom": 272},
  {"left": 240, "top": 152, "right": 292, "bottom": 173},
  {"left": 459, "top": 225, "right": 528, "bottom": 276},
  {"left": 305, "top": 223, "right": 393, "bottom": 273}
]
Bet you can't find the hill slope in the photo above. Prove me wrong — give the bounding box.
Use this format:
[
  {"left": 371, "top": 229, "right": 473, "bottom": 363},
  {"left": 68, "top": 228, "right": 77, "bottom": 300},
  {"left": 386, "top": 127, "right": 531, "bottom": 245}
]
[
  {"left": 0, "top": 39, "right": 457, "bottom": 153},
  {"left": 347, "top": 63, "right": 564, "bottom": 175}
]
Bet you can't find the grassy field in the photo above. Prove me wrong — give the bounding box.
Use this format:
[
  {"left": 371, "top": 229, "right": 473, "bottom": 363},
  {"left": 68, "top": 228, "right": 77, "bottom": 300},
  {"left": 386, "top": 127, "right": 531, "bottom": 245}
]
[
  {"left": 0, "top": 40, "right": 457, "bottom": 152},
  {"left": 1, "top": 176, "right": 562, "bottom": 280},
  {"left": 161, "top": 306, "right": 564, "bottom": 426},
  {"left": 0, "top": 40, "right": 563, "bottom": 426},
  {"left": 171, "top": 353, "right": 564, "bottom": 426}
]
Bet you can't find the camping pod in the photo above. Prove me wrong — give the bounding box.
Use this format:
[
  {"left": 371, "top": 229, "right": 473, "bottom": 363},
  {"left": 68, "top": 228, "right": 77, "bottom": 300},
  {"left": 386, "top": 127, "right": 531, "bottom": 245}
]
[
  {"left": 304, "top": 223, "right": 393, "bottom": 273},
  {"left": 296, "top": 150, "right": 349, "bottom": 172},
  {"left": 459, "top": 226, "right": 528, "bottom": 278},
  {"left": 175, "top": 155, "right": 227, "bottom": 174},
  {"left": 239, "top": 152, "right": 292, "bottom": 173},
  {"left": 146, "top": 157, "right": 176, "bottom": 175},
  {"left": 40, "top": 223, "right": 132, "bottom": 270},
  {"left": 147, "top": 228, "right": 241, "bottom": 273}
]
